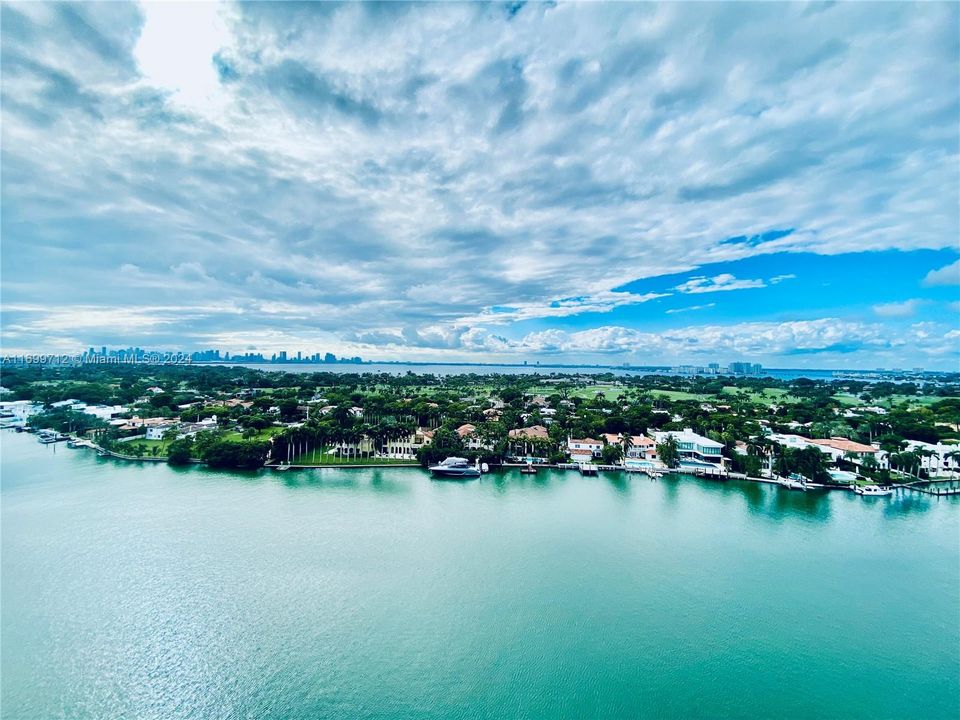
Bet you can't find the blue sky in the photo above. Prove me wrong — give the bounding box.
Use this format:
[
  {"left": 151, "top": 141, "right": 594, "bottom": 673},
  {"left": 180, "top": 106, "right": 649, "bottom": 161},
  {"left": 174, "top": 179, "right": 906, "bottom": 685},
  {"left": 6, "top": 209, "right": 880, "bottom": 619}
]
[{"left": 1, "top": 2, "right": 959, "bottom": 368}]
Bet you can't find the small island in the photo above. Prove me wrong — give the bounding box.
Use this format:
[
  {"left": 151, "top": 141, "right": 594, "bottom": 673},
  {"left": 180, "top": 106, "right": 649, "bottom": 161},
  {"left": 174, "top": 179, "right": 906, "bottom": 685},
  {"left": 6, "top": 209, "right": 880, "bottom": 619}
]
[{"left": 3, "top": 363, "right": 959, "bottom": 492}]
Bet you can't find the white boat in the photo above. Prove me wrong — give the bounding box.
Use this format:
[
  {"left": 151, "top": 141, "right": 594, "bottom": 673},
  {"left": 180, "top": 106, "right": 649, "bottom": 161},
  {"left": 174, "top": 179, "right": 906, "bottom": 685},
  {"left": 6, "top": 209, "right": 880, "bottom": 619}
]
[
  {"left": 429, "top": 457, "right": 481, "bottom": 479},
  {"left": 779, "top": 473, "right": 808, "bottom": 491},
  {"left": 853, "top": 484, "right": 893, "bottom": 497}
]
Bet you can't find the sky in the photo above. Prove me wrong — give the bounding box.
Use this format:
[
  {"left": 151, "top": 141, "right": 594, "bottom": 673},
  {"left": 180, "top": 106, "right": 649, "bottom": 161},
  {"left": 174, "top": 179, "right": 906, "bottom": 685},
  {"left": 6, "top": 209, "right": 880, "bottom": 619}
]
[{"left": 1, "top": 1, "right": 959, "bottom": 369}]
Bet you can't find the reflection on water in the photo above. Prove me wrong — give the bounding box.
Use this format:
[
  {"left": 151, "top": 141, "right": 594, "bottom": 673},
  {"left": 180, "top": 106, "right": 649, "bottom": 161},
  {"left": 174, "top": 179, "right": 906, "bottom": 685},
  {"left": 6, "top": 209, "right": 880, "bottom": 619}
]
[
  {"left": 740, "top": 480, "right": 766, "bottom": 513},
  {"left": 659, "top": 474, "right": 681, "bottom": 506},
  {"left": 603, "top": 473, "right": 630, "bottom": 496},
  {"left": 2, "top": 430, "right": 958, "bottom": 720},
  {"left": 368, "top": 470, "right": 414, "bottom": 495},
  {"left": 767, "top": 485, "right": 831, "bottom": 521},
  {"left": 128, "top": 456, "right": 960, "bottom": 521},
  {"left": 487, "top": 469, "right": 564, "bottom": 493},
  {"left": 885, "top": 491, "right": 936, "bottom": 518}
]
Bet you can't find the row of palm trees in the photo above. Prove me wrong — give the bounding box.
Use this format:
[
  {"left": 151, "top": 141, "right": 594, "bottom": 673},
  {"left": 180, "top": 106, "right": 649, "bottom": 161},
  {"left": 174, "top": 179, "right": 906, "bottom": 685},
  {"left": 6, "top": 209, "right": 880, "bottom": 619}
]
[
  {"left": 274, "top": 420, "right": 423, "bottom": 463},
  {"left": 744, "top": 433, "right": 960, "bottom": 480}
]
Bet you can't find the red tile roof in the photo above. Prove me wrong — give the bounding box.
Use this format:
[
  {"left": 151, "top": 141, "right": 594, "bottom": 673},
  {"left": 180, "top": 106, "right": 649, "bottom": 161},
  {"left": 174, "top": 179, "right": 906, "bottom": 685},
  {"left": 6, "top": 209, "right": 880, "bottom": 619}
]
[
  {"left": 810, "top": 438, "right": 878, "bottom": 453},
  {"left": 508, "top": 425, "right": 550, "bottom": 440}
]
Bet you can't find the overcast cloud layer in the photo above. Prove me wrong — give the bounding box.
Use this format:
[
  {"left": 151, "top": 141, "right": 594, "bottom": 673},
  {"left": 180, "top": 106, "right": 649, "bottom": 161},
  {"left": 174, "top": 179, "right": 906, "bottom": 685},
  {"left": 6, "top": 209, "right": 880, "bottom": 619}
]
[{"left": 2, "top": 1, "right": 958, "bottom": 368}]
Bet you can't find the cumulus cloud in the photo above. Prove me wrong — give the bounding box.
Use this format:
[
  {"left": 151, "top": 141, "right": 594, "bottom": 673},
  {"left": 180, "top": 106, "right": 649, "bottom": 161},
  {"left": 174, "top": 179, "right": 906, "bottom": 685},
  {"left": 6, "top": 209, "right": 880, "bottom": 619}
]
[
  {"left": 1, "top": 2, "right": 957, "bottom": 365},
  {"left": 922, "top": 259, "right": 960, "bottom": 287},
  {"left": 448, "top": 319, "right": 960, "bottom": 363},
  {"left": 872, "top": 299, "right": 924, "bottom": 318}
]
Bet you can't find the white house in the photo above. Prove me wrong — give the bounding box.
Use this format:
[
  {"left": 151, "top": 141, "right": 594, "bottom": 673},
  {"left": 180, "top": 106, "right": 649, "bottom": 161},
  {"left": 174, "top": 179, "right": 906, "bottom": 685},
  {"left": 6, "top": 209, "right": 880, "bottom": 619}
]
[
  {"left": 0, "top": 400, "right": 42, "bottom": 422},
  {"left": 651, "top": 428, "right": 724, "bottom": 465},
  {"left": 81, "top": 404, "right": 127, "bottom": 420},
  {"left": 601, "top": 433, "right": 657, "bottom": 461},
  {"left": 625, "top": 434, "right": 657, "bottom": 460},
  {"left": 904, "top": 440, "right": 960, "bottom": 477},
  {"left": 567, "top": 437, "right": 603, "bottom": 458},
  {"left": 145, "top": 424, "right": 176, "bottom": 440},
  {"left": 381, "top": 428, "right": 434, "bottom": 459}
]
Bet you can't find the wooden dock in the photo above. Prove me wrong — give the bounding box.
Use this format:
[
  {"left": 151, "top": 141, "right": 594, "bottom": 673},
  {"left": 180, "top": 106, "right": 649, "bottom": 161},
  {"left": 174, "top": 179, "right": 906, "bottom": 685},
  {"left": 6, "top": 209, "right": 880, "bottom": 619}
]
[{"left": 895, "top": 482, "right": 960, "bottom": 496}]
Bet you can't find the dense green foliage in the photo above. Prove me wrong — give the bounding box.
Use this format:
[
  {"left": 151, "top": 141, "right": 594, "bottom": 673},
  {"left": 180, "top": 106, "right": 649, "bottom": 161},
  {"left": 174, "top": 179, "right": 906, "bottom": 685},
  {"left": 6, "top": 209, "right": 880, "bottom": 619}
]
[
  {"left": 203, "top": 439, "right": 270, "bottom": 469},
  {"left": 656, "top": 436, "right": 680, "bottom": 468},
  {"left": 773, "top": 447, "right": 831, "bottom": 483},
  {"left": 10, "top": 363, "right": 959, "bottom": 477},
  {"left": 166, "top": 438, "right": 194, "bottom": 465}
]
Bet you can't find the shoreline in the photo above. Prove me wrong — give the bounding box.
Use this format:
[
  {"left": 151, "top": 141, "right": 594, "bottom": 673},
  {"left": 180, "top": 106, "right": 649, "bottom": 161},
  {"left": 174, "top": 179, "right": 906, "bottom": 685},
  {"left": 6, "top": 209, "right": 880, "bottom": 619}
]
[{"left": 20, "top": 432, "right": 959, "bottom": 495}]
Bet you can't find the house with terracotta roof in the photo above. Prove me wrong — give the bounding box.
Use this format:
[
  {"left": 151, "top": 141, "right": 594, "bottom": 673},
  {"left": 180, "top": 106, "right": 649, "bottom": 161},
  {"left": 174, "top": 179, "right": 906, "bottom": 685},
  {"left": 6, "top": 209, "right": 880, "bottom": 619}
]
[
  {"left": 508, "top": 425, "right": 550, "bottom": 441},
  {"left": 808, "top": 437, "right": 881, "bottom": 465},
  {"left": 567, "top": 437, "right": 603, "bottom": 459},
  {"left": 456, "top": 423, "right": 493, "bottom": 451},
  {"left": 624, "top": 434, "right": 656, "bottom": 460},
  {"left": 507, "top": 425, "right": 552, "bottom": 460},
  {"left": 601, "top": 433, "right": 657, "bottom": 461}
]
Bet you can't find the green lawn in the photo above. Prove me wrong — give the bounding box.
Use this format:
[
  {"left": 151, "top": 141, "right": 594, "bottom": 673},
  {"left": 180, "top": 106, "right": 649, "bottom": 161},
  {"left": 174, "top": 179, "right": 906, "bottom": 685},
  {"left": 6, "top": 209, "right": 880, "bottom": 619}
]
[
  {"left": 649, "top": 390, "right": 711, "bottom": 402},
  {"left": 832, "top": 393, "right": 960, "bottom": 409},
  {"left": 720, "top": 387, "right": 798, "bottom": 404},
  {"left": 288, "top": 448, "right": 418, "bottom": 465},
  {"left": 116, "top": 438, "right": 170, "bottom": 456},
  {"left": 567, "top": 384, "right": 627, "bottom": 400},
  {"left": 223, "top": 427, "right": 286, "bottom": 442},
  {"left": 879, "top": 394, "right": 959, "bottom": 408}
]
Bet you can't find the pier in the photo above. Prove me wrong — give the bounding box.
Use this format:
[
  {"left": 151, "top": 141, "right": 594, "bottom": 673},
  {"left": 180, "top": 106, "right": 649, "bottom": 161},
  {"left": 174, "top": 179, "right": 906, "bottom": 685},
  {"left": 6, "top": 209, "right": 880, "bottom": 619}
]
[{"left": 894, "top": 481, "right": 960, "bottom": 497}]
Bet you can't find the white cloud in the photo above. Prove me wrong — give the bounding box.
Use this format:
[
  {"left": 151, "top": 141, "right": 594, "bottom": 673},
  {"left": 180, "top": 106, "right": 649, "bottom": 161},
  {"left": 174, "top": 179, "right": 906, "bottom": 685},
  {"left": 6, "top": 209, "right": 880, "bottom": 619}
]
[
  {"left": 675, "top": 274, "right": 766, "bottom": 294},
  {"left": 134, "top": 1, "right": 233, "bottom": 111},
  {"left": 457, "top": 291, "right": 670, "bottom": 325},
  {"left": 922, "top": 259, "right": 960, "bottom": 287},
  {"left": 451, "top": 318, "right": 960, "bottom": 363},
  {"left": 872, "top": 299, "right": 923, "bottom": 318},
  {"left": 665, "top": 303, "right": 715, "bottom": 314},
  {"left": 0, "top": 2, "right": 957, "bottom": 365}
]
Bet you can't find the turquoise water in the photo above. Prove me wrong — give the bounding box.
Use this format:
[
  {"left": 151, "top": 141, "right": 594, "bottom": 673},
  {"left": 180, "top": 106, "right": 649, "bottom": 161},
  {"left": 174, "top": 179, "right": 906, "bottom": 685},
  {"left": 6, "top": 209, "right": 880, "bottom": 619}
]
[{"left": 2, "top": 431, "right": 958, "bottom": 719}]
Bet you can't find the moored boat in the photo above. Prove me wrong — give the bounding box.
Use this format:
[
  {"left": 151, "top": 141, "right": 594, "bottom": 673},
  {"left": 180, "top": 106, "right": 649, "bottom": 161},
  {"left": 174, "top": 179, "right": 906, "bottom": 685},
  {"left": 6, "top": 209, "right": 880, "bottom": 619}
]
[
  {"left": 779, "top": 473, "right": 809, "bottom": 491},
  {"left": 853, "top": 484, "right": 893, "bottom": 497},
  {"left": 429, "top": 457, "right": 481, "bottom": 479}
]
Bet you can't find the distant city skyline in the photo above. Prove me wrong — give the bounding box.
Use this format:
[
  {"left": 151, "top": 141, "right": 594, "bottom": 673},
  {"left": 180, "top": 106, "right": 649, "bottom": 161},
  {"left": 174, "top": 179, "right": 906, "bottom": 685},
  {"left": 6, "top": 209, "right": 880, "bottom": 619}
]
[
  {"left": 1, "top": 3, "right": 958, "bottom": 369},
  {"left": 11, "top": 343, "right": 940, "bottom": 377}
]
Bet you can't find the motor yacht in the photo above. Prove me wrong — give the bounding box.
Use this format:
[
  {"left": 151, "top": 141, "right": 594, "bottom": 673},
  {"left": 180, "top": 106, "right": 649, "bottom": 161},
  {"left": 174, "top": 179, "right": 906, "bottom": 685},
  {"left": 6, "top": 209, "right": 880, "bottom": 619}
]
[
  {"left": 429, "top": 457, "right": 481, "bottom": 479},
  {"left": 853, "top": 484, "right": 893, "bottom": 497}
]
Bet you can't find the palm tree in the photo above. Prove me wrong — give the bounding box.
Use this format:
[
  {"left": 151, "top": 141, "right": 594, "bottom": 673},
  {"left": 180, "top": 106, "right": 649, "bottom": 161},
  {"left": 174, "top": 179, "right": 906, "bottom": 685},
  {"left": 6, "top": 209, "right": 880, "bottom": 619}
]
[
  {"left": 913, "top": 447, "right": 934, "bottom": 479},
  {"left": 621, "top": 433, "right": 633, "bottom": 459},
  {"left": 945, "top": 450, "right": 960, "bottom": 479},
  {"left": 747, "top": 434, "right": 774, "bottom": 475}
]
